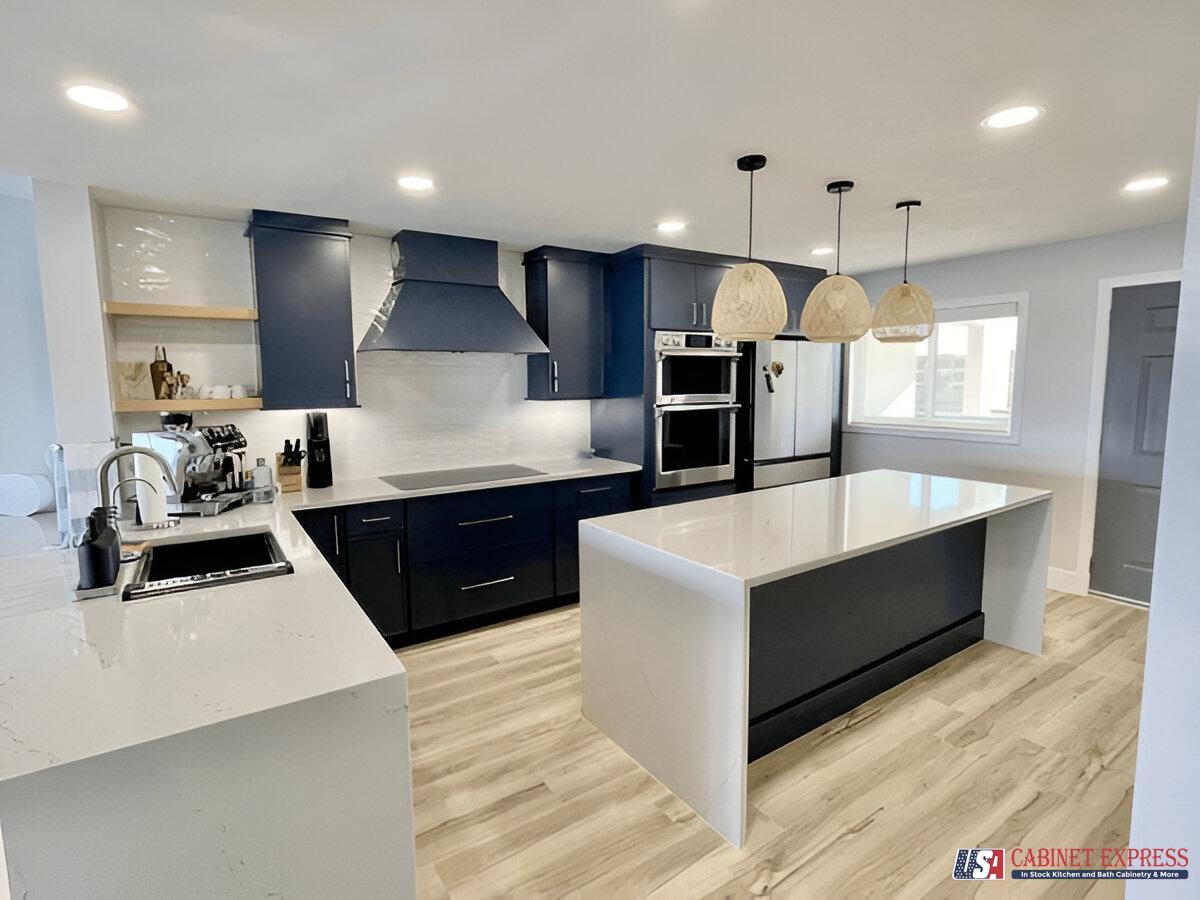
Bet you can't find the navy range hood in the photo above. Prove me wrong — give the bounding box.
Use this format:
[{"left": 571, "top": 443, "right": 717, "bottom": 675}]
[{"left": 358, "top": 230, "right": 548, "bottom": 354}]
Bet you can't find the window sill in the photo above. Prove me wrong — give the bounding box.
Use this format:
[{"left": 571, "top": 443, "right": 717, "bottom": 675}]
[{"left": 843, "top": 421, "right": 1020, "bottom": 445}]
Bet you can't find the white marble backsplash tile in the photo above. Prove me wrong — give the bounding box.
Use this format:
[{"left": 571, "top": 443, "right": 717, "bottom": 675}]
[{"left": 106, "top": 207, "right": 592, "bottom": 477}]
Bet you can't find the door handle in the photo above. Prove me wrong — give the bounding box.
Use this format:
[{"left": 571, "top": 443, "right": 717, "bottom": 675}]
[
  {"left": 458, "top": 514, "right": 515, "bottom": 527},
  {"left": 691, "top": 301, "right": 698, "bottom": 326},
  {"left": 701, "top": 303, "right": 708, "bottom": 326},
  {"left": 333, "top": 514, "right": 340, "bottom": 556},
  {"left": 396, "top": 538, "right": 403, "bottom": 575},
  {"left": 360, "top": 515, "right": 392, "bottom": 524},
  {"left": 552, "top": 359, "right": 559, "bottom": 393},
  {"left": 461, "top": 575, "right": 515, "bottom": 592},
  {"left": 579, "top": 485, "right": 612, "bottom": 494},
  {"left": 344, "top": 360, "right": 351, "bottom": 399},
  {"left": 762, "top": 367, "right": 775, "bottom": 393}
]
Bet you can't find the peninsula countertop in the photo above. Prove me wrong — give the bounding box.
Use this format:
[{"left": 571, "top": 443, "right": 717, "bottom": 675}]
[
  {"left": 582, "top": 469, "right": 1051, "bottom": 587},
  {"left": 0, "top": 454, "right": 640, "bottom": 784}
]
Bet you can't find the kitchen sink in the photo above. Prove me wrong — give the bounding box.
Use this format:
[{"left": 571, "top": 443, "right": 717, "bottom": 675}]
[{"left": 122, "top": 529, "right": 294, "bottom": 602}]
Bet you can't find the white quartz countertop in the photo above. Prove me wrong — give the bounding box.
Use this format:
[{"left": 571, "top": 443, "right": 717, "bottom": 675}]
[
  {"left": 583, "top": 469, "right": 1051, "bottom": 588},
  {"left": 283, "top": 456, "right": 641, "bottom": 511},
  {"left": 0, "top": 456, "right": 639, "bottom": 784}
]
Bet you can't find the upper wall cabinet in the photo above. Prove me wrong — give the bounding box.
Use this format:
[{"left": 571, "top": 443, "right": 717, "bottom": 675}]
[
  {"left": 648, "top": 258, "right": 731, "bottom": 332},
  {"left": 524, "top": 247, "right": 607, "bottom": 400},
  {"left": 773, "top": 270, "right": 823, "bottom": 336},
  {"left": 249, "top": 210, "right": 358, "bottom": 410}
]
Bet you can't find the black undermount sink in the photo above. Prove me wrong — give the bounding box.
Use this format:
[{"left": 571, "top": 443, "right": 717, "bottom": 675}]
[{"left": 123, "top": 530, "right": 293, "bottom": 602}]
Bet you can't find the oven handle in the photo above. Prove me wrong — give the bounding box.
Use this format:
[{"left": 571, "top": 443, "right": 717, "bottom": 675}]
[
  {"left": 655, "top": 403, "right": 741, "bottom": 417},
  {"left": 656, "top": 349, "right": 742, "bottom": 360}
]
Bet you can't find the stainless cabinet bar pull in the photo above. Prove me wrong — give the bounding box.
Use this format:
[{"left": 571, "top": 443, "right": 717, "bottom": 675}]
[
  {"left": 579, "top": 486, "right": 612, "bottom": 494},
  {"left": 461, "top": 575, "right": 515, "bottom": 592},
  {"left": 344, "top": 360, "right": 351, "bottom": 399},
  {"left": 457, "top": 514, "right": 514, "bottom": 527},
  {"left": 552, "top": 360, "right": 559, "bottom": 393},
  {"left": 701, "top": 302, "right": 708, "bottom": 326},
  {"left": 333, "top": 515, "right": 340, "bottom": 556},
  {"left": 396, "top": 538, "right": 403, "bottom": 575},
  {"left": 360, "top": 515, "right": 392, "bottom": 523},
  {"left": 691, "top": 301, "right": 698, "bottom": 325}
]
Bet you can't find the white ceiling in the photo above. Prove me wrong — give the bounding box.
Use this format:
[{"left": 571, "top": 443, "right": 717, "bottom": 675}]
[{"left": 2, "top": 1, "right": 1198, "bottom": 272}]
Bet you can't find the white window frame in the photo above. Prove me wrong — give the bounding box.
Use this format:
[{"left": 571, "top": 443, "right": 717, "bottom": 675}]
[{"left": 844, "top": 291, "right": 1029, "bottom": 445}]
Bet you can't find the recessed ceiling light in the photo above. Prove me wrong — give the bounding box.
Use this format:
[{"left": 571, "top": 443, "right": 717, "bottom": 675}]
[
  {"left": 981, "top": 105, "right": 1041, "bottom": 129},
  {"left": 1123, "top": 175, "right": 1169, "bottom": 193},
  {"left": 656, "top": 220, "right": 686, "bottom": 234},
  {"left": 66, "top": 84, "right": 129, "bottom": 112},
  {"left": 397, "top": 175, "right": 434, "bottom": 192},
  {"left": 811, "top": 246, "right": 835, "bottom": 256}
]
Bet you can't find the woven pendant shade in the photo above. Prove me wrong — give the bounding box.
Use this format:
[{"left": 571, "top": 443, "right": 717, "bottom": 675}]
[
  {"left": 872, "top": 282, "right": 934, "bottom": 342},
  {"left": 711, "top": 153, "right": 787, "bottom": 342},
  {"left": 800, "top": 274, "right": 872, "bottom": 343},
  {"left": 871, "top": 199, "right": 934, "bottom": 343},
  {"left": 711, "top": 262, "right": 788, "bottom": 341}
]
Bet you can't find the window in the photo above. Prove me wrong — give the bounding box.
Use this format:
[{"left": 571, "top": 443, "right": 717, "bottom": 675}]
[{"left": 847, "top": 293, "right": 1027, "bottom": 441}]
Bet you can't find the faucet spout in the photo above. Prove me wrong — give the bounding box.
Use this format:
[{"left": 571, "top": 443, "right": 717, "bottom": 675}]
[{"left": 96, "top": 446, "right": 178, "bottom": 519}]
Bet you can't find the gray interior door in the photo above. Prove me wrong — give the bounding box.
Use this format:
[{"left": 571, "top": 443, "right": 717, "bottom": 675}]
[{"left": 1091, "top": 281, "right": 1180, "bottom": 603}]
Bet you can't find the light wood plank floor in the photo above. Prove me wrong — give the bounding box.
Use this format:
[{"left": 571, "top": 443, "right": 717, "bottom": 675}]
[{"left": 397, "top": 592, "right": 1147, "bottom": 898}]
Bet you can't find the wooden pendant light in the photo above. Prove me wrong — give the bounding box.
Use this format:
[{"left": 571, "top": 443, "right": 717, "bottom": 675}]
[
  {"left": 871, "top": 200, "right": 935, "bottom": 342},
  {"left": 800, "top": 181, "right": 871, "bottom": 343},
  {"left": 711, "top": 154, "right": 788, "bottom": 342}
]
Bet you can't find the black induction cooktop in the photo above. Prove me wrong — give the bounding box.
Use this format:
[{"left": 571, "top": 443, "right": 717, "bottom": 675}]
[{"left": 381, "top": 464, "right": 546, "bottom": 491}]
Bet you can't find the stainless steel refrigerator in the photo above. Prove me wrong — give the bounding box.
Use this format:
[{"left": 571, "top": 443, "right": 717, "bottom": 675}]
[{"left": 751, "top": 340, "right": 837, "bottom": 488}]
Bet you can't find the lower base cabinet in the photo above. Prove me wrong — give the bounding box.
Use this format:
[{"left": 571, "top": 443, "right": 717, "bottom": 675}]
[
  {"left": 293, "top": 472, "right": 638, "bottom": 644},
  {"left": 409, "top": 538, "right": 554, "bottom": 629},
  {"left": 346, "top": 534, "right": 408, "bottom": 638}
]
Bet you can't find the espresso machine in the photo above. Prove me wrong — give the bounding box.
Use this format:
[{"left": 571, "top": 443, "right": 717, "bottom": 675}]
[{"left": 132, "top": 416, "right": 253, "bottom": 516}]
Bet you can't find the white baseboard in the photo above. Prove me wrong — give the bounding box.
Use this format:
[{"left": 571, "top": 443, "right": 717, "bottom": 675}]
[{"left": 1048, "top": 566, "right": 1089, "bottom": 595}]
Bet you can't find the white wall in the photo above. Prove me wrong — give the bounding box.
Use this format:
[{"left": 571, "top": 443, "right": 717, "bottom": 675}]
[
  {"left": 105, "top": 207, "right": 591, "bottom": 478},
  {"left": 0, "top": 180, "right": 55, "bottom": 475},
  {"left": 1127, "top": 104, "right": 1200, "bottom": 896},
  {"left": 30, "top": 180, "right": 113, "bottom": 446},
  {"left": 843, "top": 221, "right": 1185, "bottom": 591}
]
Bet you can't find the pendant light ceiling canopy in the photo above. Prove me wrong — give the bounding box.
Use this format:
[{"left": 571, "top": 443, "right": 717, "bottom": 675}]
[
  {"left": 800, "top": 181, "right": 872, "bottom": 343},
  {"left": 871, "top": 200, "right": 935, "bottom": 343},
  {"left": 710, "top": 154, "right": 788, "bottom": 342}
]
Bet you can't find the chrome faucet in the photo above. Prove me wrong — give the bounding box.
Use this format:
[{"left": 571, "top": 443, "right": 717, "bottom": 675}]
[{"left": 96, "top": 446, "right": 178, "bottom": 529}]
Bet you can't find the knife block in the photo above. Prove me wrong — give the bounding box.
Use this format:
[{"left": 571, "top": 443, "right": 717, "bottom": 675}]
[{"left": 275, "top": 453, "right": 303, "bottom": 494}]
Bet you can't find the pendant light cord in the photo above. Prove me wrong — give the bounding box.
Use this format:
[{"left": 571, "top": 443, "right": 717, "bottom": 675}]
[
  {"left": 835, "top": 189, "right": 843, "bottom": 275},
  {"left": 903, "top": 204, "right": 911, "bottom": 284},
  {"left": 747, "top": 169, "right": 755, "bottom": 260}
]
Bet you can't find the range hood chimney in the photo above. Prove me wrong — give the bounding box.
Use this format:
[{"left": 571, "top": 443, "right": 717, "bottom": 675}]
[{"left": 358, "top": 230, "right": 548, "bottom": 354}]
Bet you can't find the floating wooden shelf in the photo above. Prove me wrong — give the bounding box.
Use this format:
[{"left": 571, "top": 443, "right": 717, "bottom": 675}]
[
  {"left": 114, "top": 398, "right": 264, "bottom": 413},
  {"left": 104, "top": 301, "right": 258, "bottom": 321}
]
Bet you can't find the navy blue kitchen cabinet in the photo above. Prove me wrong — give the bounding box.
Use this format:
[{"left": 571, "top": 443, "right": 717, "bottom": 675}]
[
  {"left": 553, "top": 474, "right": 637, "bottom": 596},
  {"left": 292, "top": 507, "right": 348, "bottom": 584},
  {"left": 347, "top": 532, "right": 408, "bottom": 638},
  {"left": 409, "top": 539, "right": 555, "bottom": 629},
  {"left": 773, "top": 270, "right": 822, "bottom": 336},
  {"left": 249, "top": 210, "right": 357, "bottom": 410},
  {"left": 648, "top": 258, "right": 731, "bottom": 331},
  {"left": 524, "top": 247, "right": 607, "bottom": 400}
]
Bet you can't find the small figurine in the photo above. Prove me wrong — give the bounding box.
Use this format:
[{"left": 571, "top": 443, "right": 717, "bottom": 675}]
[
  {"left": 175, "top": 372, "right": 197, "bottom": 399},
  {"left": 159, "top": 369, "right": 177, "bottom": 400}
]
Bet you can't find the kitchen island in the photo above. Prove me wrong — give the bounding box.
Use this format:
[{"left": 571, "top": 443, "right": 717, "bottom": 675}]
[{"left": 580, "top": 469, "right": 1051, "bottom": 847}]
